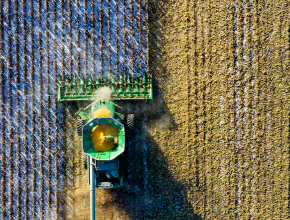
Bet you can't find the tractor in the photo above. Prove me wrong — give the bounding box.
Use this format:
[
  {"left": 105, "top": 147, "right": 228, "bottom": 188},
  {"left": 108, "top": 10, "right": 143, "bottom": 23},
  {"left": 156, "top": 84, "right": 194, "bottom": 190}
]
[{"left": 58, "top": 74, "right": 152, "bottom": 219}]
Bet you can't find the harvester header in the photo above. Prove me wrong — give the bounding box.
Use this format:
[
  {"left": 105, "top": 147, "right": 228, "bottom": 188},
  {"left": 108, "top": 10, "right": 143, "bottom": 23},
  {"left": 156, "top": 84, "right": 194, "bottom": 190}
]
[{"left": 58, "top": 74, "right": 152, "bottom": 102}]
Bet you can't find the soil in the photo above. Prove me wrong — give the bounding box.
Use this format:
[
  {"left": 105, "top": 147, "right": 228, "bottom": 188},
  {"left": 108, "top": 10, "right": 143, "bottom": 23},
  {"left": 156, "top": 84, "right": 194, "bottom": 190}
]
[{"left": 1, "top": 0, "right": 290, "bottom": 219}]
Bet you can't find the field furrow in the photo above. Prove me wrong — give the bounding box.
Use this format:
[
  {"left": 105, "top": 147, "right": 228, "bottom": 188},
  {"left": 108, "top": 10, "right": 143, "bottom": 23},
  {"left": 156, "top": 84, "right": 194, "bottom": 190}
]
[{"left": 1, "top": 0, "right": 290, "bottom": 219}]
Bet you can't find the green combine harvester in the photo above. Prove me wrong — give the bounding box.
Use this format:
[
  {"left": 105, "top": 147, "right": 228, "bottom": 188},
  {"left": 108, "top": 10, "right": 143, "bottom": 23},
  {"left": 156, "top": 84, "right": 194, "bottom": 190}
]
[{"left": 58, "top": 74, "right": 152, "bottom": 220}]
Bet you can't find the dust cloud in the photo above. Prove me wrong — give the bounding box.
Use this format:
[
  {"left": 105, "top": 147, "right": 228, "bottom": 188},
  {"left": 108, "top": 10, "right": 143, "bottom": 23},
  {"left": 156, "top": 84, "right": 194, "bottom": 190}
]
[
  {"left": 154, "top": 114, "right": 172, "bottom": 131},
  {"left": 95, "top": 87, "right": 112, "bottom": 101}
]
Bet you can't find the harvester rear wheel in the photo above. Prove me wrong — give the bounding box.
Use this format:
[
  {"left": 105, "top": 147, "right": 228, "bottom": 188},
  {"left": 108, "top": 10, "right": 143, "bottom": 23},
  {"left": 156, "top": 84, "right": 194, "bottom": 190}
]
[
  {"left": 127, "top": 114, "right": 134, "bottom": 134},
  {"left": 76, "top": 118, "right": 83, "bottom": 136},
  {"left": 83, "top": 153, "right": 88, "bottom": 170},
  {"left": 124, "top": 114, "right": 134, "bottom": 179}
]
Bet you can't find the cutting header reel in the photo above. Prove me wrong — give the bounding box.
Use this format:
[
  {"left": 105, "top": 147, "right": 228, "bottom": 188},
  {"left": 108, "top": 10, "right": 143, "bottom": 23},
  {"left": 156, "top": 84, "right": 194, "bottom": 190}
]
[{"left": 58, "top": 74, "right": 152, "bottom": 102}]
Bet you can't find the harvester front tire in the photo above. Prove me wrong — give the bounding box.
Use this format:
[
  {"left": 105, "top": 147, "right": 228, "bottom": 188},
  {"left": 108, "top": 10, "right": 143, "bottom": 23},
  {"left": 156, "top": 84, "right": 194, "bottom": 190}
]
[
  {"left": 76, "top": 118, "right": 83, "bottom": 136},
  {"left": 120, "top": 114, "right": 125, "bottom": 125},
  {"left": 83, "top": 153, "right": 88, "bottom": 170}
]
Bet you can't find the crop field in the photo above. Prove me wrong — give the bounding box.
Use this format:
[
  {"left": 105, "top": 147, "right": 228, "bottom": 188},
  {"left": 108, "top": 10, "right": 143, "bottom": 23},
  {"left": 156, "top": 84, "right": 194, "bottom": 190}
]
[{"left": 1, "top": 0, "right": 290, "bottom": 219}]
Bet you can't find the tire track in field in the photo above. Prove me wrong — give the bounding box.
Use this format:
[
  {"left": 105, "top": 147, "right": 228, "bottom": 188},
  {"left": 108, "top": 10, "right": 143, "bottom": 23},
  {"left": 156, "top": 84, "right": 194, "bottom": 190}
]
[
  {"left": 0, "top": 1, "right": 7, "bottom": 218},
  {"left": 243, "top": 1, "right": 253, "bottom": 217},
  {"left": 28, "top": 0, "right": 37, "bottom": 216},
  {"left": 46, "top": 1, "right": 59, "bottom": 218},
  {"left": 14, "top": 1, "right": 22, "bottom": 218},
  {"left": 43, "top": 14, "right": 52, "bottom": 215},
  {"left": 235, "top": 1, "right": 245, "bottom": 217},
  {"left": 187, "top": 0, "right": 198, "bottom": 215},
  {"left": 0, "top": 0, "right": 5, "bottom": 217},
  {"left": 202, "top": 1, "right": 212, "bottom": 217},
  {"left": 22, "top": 1, "right": 32, "bottom": 217},
  {"left": 251, "top": 0, "right": 261, "bottom": 217},
  {"left": 6, "top": 1, "right": 15, "bottom": 218},
  {"left": 17, "top": 0, "right": 27, "bottom": 218},
  {"left": 40, "top": 1, "right": 51, "bottom": 217}
]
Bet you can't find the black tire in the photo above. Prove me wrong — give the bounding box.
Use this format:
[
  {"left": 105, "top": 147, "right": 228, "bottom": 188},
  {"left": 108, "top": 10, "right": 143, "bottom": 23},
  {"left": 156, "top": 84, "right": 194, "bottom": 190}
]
[
  {"left": 120, "top": 114, "right": 125, "bottom": 125},
  {"left": 76, "top": 118, "right": 83, "bottom": 136},
  {"left": 127, "top": 114, "right": 134, "bottom": 135},
  {"left": 124, "top": 114, "right": 134, "bottom": 179},
  {"left": 83, "top": 153, "right": 88, "bottom": 170}
]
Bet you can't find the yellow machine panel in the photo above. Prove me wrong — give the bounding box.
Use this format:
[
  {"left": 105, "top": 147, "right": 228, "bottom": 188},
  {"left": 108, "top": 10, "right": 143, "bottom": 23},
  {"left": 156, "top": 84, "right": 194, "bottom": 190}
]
[
  {"left": 93, "top": 108, "right": 111, "bottom": 118},
  {"left": 91, "top": 124, "right": 118, "bottom": 152},
  {"left": 91, "top": 108, "right": 118, "bottom": 152}
]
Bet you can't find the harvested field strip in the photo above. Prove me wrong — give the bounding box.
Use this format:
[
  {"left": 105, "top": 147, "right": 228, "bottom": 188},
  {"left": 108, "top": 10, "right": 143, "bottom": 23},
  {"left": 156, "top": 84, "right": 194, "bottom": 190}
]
[{"left": 147, "top": 0, "right": 290, "bottom": 219}]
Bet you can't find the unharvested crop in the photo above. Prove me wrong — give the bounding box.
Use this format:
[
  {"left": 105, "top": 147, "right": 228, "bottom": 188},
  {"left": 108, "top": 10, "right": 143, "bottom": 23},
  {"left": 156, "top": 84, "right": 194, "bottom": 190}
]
[{"left": 0, "top": 0, "right": 289, "bottom": 219}]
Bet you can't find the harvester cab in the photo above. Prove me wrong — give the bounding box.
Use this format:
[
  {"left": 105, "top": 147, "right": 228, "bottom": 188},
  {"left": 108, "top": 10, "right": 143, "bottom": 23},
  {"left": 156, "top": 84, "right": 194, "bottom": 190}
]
[{"left": 57, "top": 74, "right": 152, "bottom": 219}]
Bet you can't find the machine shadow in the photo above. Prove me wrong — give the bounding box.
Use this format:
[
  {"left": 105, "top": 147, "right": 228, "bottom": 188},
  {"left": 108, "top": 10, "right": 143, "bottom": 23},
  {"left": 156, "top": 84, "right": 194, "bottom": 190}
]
[
  {"left": 109, "top": 87, "right": 201, "bottom": 219},
  {"left": 108, "top": 0, "right": 201, "bottom": 214}
]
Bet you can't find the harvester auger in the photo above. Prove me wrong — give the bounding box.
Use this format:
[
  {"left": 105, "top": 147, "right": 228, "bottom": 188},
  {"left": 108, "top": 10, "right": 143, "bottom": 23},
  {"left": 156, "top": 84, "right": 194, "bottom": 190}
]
[{"left": 58, "top": 73, "right": 152, "bottom": 220}]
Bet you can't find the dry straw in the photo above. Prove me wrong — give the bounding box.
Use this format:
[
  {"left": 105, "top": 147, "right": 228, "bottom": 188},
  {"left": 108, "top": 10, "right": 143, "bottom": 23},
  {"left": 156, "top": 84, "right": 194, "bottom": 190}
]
[{"left": 1, "top": 0, "right": 290, "bottom": 219}]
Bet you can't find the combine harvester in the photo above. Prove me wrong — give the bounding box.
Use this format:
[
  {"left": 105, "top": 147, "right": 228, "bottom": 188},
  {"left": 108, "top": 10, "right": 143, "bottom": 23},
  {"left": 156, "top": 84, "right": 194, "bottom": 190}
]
[{"left": 58, "top": 74, "right": 152, "bottom": 219}]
